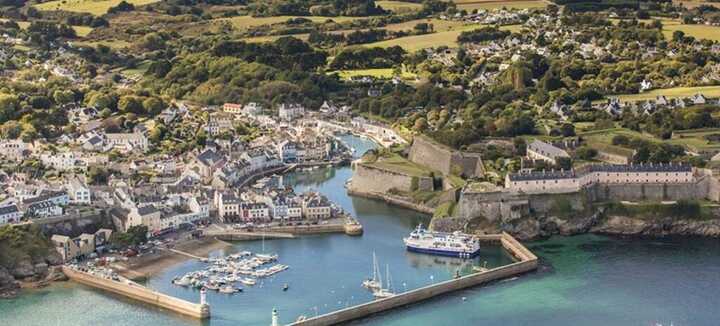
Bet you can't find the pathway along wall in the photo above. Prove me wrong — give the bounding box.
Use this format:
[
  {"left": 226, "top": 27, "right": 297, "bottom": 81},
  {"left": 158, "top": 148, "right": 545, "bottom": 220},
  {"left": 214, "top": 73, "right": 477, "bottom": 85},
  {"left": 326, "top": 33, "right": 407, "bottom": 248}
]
[
  {"left": 62, "top": 266, "right": 210, "bottom": 319},
  {"left": 291, "top": 233, "right": 537, "bottom": 326}
]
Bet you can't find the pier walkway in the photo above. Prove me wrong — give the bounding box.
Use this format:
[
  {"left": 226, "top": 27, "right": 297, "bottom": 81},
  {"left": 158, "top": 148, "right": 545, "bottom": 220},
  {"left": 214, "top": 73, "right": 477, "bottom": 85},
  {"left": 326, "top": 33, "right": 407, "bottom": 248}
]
[
  {"left": 62, "top": 266, "right": 210, "bottom": 319},
  {"left": 162, "top": 248, "right": 208, "bottom": 261},
  {"left": 291, "top": 232, "right": 537, "bottom": 326}
]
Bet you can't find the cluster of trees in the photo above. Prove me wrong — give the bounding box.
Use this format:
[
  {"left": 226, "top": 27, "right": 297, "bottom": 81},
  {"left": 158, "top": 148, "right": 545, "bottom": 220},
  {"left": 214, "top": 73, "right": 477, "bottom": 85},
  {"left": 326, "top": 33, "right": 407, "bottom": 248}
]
[
  {"left": 26, "top": 21, "right": 76, "bottom": 46},
  {"left": 610, "top": 134, "right": 686, "bottom": 163},
  {"left": 249, "top": 0, "right": 386, "bottom": 17},
  {"left": 110, "top": 226, "right": 148, "bottom": 248},
  {"left": 107, "top": 0, "right": 135, "bottom": 14},
  {"left": 457, "top": 26, "right": 511, "bottom": 43},
  {"left": 65, "top": 13, "right": 109, "bottom": 27},
  {"left": 329, "top": 46, "right": 406, "bottom": 69},
  {"left": 212, "top": 37, "right": 327, "bottom": 71}
]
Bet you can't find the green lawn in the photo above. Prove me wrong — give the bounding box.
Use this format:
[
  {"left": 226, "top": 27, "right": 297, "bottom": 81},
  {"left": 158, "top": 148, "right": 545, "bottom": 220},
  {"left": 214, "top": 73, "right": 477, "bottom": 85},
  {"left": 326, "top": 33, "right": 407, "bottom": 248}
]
[{"left": 35, "top": 0, "right": 160, "bottom": 15}]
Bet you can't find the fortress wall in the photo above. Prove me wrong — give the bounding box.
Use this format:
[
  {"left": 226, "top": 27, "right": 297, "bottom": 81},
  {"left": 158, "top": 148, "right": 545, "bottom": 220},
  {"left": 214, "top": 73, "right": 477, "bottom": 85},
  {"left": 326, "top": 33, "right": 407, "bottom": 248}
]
[
  {"left": 350, "top": 164, "right": 433, "bottom": 194},
  {"left": 408, "top": 136, "right": 453, "bottom": 175}
]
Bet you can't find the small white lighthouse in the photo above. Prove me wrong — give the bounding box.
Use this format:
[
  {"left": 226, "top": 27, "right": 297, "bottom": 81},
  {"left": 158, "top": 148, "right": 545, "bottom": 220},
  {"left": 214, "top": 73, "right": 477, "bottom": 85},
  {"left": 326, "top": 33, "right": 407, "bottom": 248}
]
[
  {"left": 200, "top": 287, "right": 208, "bottom": 306},
  {"left": 271, "top": 307, "right": 279, "bottom": 326}
]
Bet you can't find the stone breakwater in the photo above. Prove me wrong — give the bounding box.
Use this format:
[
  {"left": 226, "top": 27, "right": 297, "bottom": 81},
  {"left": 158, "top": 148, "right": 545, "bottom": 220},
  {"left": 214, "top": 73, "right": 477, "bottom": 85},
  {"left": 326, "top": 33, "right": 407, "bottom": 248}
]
[
  {"left": 62, "top": 266, "right": 210, "bottom": 319},
  {"left": 291, "top": 233, "right": 537, "bottom": 326}
]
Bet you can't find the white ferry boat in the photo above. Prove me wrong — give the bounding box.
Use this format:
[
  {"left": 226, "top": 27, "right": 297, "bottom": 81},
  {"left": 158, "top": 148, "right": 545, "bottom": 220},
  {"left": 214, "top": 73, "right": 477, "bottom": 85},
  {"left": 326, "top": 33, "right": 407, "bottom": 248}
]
[{"left": 403, "top": 224, "right": 480, "bottom": 258}]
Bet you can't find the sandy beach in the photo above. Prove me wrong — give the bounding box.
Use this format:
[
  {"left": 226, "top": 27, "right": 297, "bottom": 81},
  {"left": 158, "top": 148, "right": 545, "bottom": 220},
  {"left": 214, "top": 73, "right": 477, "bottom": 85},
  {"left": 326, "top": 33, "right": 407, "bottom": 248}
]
[{"left": 113, "top": 237, "right": 231, "bottom": 280}]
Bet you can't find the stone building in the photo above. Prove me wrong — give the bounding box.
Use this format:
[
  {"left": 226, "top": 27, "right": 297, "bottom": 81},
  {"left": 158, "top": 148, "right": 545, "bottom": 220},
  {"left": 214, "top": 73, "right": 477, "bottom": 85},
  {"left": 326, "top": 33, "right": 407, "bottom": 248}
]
[
  {"left": 506, "top": 162, "right": 694, "bottom": 194},
  {"left": 526, "top": 140, "right": 570, "bottom": 165}
]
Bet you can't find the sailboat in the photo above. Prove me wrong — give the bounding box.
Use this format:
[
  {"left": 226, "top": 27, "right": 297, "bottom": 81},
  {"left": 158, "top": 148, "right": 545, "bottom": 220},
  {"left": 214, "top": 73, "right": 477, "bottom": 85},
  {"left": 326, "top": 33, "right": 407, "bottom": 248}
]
[
  {"left": 373, "top": 264, "right": 395, "bottom": 299},
  {"left": 256, "top": 229, "right": 278, "bottom": 261},
  {"left": 362, "top": 252, "right": 382, "bottom": 290}
]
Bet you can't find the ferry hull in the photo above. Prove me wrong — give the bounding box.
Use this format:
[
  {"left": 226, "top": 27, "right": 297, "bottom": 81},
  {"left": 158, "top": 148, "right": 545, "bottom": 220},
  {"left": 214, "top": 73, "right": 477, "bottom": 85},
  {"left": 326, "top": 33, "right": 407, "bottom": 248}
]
[{"left": 406, "top": 246, "right": 480, "bottom": 258}]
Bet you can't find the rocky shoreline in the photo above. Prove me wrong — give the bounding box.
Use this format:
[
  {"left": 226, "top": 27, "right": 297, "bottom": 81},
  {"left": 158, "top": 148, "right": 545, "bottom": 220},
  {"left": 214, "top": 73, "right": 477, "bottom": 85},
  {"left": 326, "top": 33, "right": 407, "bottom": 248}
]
[
  {"left": 0, "top": 251, "right": 65, "bottom": 299},
  {"left": 431, "top": 210, "right": 720, "bottom": 241}
]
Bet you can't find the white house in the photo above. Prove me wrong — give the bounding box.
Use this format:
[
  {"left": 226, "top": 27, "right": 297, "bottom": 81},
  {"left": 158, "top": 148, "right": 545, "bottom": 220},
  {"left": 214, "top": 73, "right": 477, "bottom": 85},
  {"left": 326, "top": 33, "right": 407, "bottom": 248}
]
[
  {"left": 0, "top": 204, "right": 22, "bottom": 225},
  {"left": 105, "top": 132, "right": 148, "bottom": 152},
  {"left": 278, "top": 103, "right": 305, "bottom": 121},
  {"left": 65, "top": 177, "right": 91, "bottom": 205},
  {"left": 526, "top": 140, "right": 570, "bottom": 165}
]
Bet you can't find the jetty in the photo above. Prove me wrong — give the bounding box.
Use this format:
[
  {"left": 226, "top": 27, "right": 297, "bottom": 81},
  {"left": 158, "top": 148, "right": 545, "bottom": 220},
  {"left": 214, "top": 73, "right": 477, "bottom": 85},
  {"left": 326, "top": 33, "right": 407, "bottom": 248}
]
[
  {"left": 62, "top": 266, "right": 210, "bottom": 319},
  {"left": 207, "top": 218, "right": 363, "bottom": 241},
  {"left": 291, "top": 232, "right": 537, "bottom": 326}
]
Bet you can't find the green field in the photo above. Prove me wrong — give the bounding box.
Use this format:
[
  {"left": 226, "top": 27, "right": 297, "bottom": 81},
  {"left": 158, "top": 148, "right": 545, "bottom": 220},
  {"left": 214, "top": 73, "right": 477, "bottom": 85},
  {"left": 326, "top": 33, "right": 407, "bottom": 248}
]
[
  {"left": 661, "top": 20, "right": 720, "bottom": 42},
  {"left": 12, "top": 21, "right": 93, "bottom": 37},
  {"left": 376, "top": 0, "right": 423, "bottom": 13},
  {"left": 615, "top": 18, "right": 720, "bottom": 42},
  {"left": 35, "top": 0, "right": 160, "bottom": 15},
  {"left": 608, "top": 85, "right": 720, "bottom": 102},
  {"left": 367, "top": 24, "right": 519, "bottom": 51},
  {"left": 454, "top": 0, "right": 548, "bottom": 11},
  {"left": 330, "top": 68, "right": 417, "bottom": 80}
]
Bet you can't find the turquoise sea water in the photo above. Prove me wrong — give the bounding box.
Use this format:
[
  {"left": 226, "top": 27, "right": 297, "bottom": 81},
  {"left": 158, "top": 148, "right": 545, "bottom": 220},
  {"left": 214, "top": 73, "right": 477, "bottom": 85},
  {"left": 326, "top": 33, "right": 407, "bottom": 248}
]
[{"left": 2, "top": 135, "right": 719, "bottom": 326}]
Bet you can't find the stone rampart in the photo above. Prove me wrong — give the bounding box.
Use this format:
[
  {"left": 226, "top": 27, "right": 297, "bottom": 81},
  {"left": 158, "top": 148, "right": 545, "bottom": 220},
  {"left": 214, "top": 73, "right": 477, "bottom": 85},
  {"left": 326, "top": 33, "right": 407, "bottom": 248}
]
[
  {"left": 408, "top": 136, "right": 483, "bottom": 178},
  {"left": 349, "top": 163, "right": 433, "bottom": 193}
]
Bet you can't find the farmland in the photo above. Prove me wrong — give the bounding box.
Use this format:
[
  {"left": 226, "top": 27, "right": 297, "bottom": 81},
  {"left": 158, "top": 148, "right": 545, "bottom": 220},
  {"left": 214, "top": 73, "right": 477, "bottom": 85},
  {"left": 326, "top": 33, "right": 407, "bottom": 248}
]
[
  {"left": 376, "top": 0, "right": 423, "bottom": 13},
  {"left": 366, "top": 24, "right": 521, "bottom": 51},
  {"left": 453, "top": 0, "right": 548, "bottom": 11},
  {"left": 329, "top": 67, "right": 418, "bottom": 80},
  {"left": 35, "top": 0, "right": 160, "bottom": 15},
  {"left": 607, "top": 86, "right": 720, "bottom": 103}
]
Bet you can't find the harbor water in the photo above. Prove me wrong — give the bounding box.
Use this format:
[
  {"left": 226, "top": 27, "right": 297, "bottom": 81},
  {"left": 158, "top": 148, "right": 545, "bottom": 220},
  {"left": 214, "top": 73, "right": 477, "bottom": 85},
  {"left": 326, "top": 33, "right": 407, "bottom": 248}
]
[{"left": 2, "top": 134, "right": 720, "bottom": 325}]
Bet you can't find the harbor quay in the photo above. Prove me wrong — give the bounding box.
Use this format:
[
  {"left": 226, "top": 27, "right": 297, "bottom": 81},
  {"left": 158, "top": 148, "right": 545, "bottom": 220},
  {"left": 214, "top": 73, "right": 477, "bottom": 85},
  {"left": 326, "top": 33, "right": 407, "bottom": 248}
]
[
  {"left": 206, "top": 217, "right": 364, "bottom": 241},
  {"left": 291, "top": 232, "right": 537, "bottom": 326},
  {"left": 62, "top": 265, "right": 210, "bottom": 319}
]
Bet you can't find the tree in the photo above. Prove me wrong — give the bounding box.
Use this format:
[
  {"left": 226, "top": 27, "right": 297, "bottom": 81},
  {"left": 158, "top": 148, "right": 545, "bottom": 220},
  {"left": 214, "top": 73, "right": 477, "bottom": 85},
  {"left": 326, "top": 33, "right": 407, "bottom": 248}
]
[
  {"left": 0, "top": 93, "right": 19, "bottom": 123},
  {"left": 0, "top": 121, "right": 22, "bottom": 139},
  {"left": 87, "top": 166, "right": 110, "bottom": 185},
  {"left": 118, "top": 95, "right": 144, "bottom": 114},
  {"left": 672, "top": 30, "right": 685, "bottom": 43},
  {"left": 110, "top": 225, "right": 148, "bottom": 248},
  {"left": 612, "top": 134, "right": 629, "bottom": 146},
  {"left": 53, "top": 89, "right": 75, "bottom": 105},
  {"left": 575, "top": 147, "right": 597, "bottom": 160},
  {"left": 560, "top": 123, "right": 575, "bottom": 137},
  {"left": 142, "top": 97, "right": 164, "bottom": 116},
  {"left": 556, "top": 157, "right": 572, "bottom": 170}
]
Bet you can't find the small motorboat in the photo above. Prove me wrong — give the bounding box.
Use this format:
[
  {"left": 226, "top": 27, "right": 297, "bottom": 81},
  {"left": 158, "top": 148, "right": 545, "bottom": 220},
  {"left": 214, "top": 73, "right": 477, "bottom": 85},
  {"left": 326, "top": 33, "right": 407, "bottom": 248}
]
[
  {"left": 240, "top": 278, "right": 257, "bottom": 286},
  {"left": 219, "top": 285, "right": 241, "bottom": 294},
  {"left": 283, "top": 283, "right": 289, "bottom": 291}
]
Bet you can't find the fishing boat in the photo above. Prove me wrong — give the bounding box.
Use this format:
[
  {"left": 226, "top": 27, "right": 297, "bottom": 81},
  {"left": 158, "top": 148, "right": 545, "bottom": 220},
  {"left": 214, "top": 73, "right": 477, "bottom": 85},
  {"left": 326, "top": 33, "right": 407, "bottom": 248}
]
[
  {"left": 362, "top": 252, "right": 381, "bottom": 290},
  {"left": 403, "top": 224, "right": 481, "bottom": 258},
  {"left": 373, "top": 264, "right": 395, "bottom": 299}
]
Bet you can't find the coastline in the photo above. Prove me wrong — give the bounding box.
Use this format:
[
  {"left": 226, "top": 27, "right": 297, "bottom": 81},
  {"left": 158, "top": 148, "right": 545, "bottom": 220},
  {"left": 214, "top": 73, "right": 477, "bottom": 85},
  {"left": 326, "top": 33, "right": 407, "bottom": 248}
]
[
  {"left": 346, "top": 188, "right": 435, "bottom": 215},
  {"left": 113, "top": 237, "right": 231, "bottom": 280}
]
